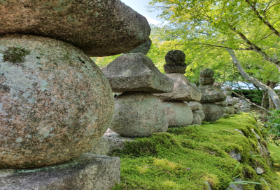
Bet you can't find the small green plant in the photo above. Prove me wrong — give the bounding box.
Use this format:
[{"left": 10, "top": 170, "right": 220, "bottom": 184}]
[
  {"left": 228, "top": 163, "right": 261, "bottom": 190},
  {"left": 266, "top": 109, "right": 280, "bottom": 146}
]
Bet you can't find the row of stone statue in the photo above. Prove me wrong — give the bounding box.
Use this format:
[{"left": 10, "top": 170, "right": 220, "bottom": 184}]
[{"left": 102, "top": 50, "right": 250, "bottom": 138}]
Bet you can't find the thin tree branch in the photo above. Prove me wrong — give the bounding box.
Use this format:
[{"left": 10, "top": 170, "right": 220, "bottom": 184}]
[
  {"left": 245, "top": 0, "right": 280, "bottom": 38},
  {"left": 230, "top": 27, "right": 280, "bottom": 66},
  {"left": 232, "top": 91, "right": 269, "bottom": 112},
  {"left": 226, "top": 48, "right": 280, "bottom": 110}
]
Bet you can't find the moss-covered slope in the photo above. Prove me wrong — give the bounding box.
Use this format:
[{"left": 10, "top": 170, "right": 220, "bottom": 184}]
[{"left": 111, "top": 113, "right": 279, "bottom": 190}]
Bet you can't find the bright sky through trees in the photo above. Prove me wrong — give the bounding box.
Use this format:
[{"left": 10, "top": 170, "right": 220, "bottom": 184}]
[{"left": 121, "top": 0, "right": 162, "bottom": 25}]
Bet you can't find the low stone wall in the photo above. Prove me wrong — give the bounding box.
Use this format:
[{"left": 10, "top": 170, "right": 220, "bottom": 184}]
[{"left": 0, "top": 154, "right": 120, "bottom": 190}]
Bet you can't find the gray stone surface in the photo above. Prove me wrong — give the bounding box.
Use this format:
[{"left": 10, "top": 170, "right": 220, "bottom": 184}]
[
  {"left": 200, "top": 68, "right": 214, "bottom": 78},
  {"left": 229, "top": 150, "right": 242, "bottom": 161},
  {"left": 228, "top": 178, "right": 243, "bottom": 190},
  {"left": 110, "top": 92, "right": 168, "bottom": 137},
  {"left": 154, "top": 74, "right": 201, "bottom": 101},
  {"left": 251, "top": 129, "right": 261, "bottom": 140},
  {"left": 128, "top": 38, "right": 152, "bottom": 55},
  {"left": 187, "top": 101, "right": 203, "bottom": 111},
  {"left": 0, "top": 35, "right": 114, "bottom": 169},
  {"left": 199, "top": 85, "right": 226, "bottom": 103},
  {"left": 164, "top": 50, "right": 187, "bottom": 74},
  {"left": 165, "top": 50, "right": 185, "bottom": 65},
  {"left": 0, "top": 153, "right": 120, "bottom": 190},
  {"left": 191, "top": 112, "right": 202, "bottom": 125},
  {"left": 103, "top": 53, "right": 174, "bottom": 93},
  {"left": 194, "top": 110, "right": 205, "bottom": 121},
  {"left": 225, "top": 106, "right": 235, "bottom": 115},
  {"left": 0, "top": 0, "right": 151, "bottom": 57},
  {"left": 202, "top": 103, "right": 224, "bottom": 121},
  {"left": 255, "top": 167, "right": 264, "bottom": 175},
  {"left": 90, "top": 129, "right": 134, "bottom": 155},
  {"left": 162, "top": 101, "right": 193, "bottom": 127}
]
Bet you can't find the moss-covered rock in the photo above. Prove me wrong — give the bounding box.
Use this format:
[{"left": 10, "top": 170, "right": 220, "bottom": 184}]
[{"left": 111, "top": 113, "right": 279, "bottom": 190}]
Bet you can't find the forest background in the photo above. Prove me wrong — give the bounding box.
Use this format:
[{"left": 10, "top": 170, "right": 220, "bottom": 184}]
[{"left": 92, "top": 0, "right": 280, "bottom": 111}]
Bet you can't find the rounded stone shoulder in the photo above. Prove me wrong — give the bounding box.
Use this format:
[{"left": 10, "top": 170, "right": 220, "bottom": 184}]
[
  {"left": 165, "top": 50, "right": 186, "bottom": 65},
  {"left": 164, "top": 63, "right": 187, "bottom": 74},
  {"left": 0, "top": 0, "right": 151, "bottom": 56},
  {"left": 110, "top": 92, "right": 168, "bottom": 137},
  {"left": 200, "top": 68, "right": 214, "bottom": 78},
  {"left": 0, "top": 35, "right": 114, "bottom": 168}
]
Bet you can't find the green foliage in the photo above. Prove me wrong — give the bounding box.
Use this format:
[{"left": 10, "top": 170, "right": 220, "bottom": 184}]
[
  {"left": 112, "top": 114, "right": 278, "bottom": 190},
  {"left": 266, "top": 109, "right": 280, "bottom": 146},
  {"left": 148, "top": 0, "right": 280, "bottom": 86}
]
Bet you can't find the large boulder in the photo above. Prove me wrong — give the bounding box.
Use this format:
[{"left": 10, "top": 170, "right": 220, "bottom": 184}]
[
  {"left": 0, "top": 154, "right": 120, "bottom": 190},
  {"left": 199, "top": 85, "right": 226, "bottom": 103},
  {"left": 0, "top": 35, "right": 114, "bottom": 169},
  {"left": 154, "top": 74, "right": 201, "bottom": 101},
  {"left": 110, "top": 92, "right": 168, "bottom": 137},
  {"left": 128, "top": 38, "right": 152, "bottom": 55},
  {"left": 0, "top": 0, "right": 150, "bottom": 57},
  {"left": 162, "top": 102, "right": 193, "bottom": 127},
  {"left": 102, "top": 53, "right": 174, "bottom": 93},
  {"left": 202, "top": 103, "right": 224, "bottom": 121}
]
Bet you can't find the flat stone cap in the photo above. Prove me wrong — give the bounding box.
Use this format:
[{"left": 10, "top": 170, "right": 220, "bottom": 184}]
[
  {"left": 0, "top": 0, "right": 151, "bottom": 57},
  {"left": 0, "top": 154, "right": 120, "bottom": 190},
  {"left": 102, "top": 53, "right": 174, "bottom": 93},
  {"left": 154, "top": 73, "right": 201, "bottom": 101}
]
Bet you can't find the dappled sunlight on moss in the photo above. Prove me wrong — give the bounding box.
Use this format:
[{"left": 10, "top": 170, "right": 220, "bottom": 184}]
[{"left": 112, "top": 113, "right": 279, "bottom": 190}]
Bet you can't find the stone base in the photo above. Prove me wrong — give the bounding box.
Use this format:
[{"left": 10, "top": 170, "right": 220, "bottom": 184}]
[
  {"left": 202, "top": 103, "right": 224, "bottom": 121},
  {"left": 162, "top": 101, "right": 193, "bottom": 127},
  {"left": 90, "top": 129, "right": 134, "bottom": 155},
  {"left": 0, "top": 154, "right": 120, "bottom": 190}
]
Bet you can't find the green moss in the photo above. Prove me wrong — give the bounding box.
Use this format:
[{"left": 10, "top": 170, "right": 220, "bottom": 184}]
[
  {"left": 111, "top": 113, "right": 279, "bottom": 190},
  {"left": 3, "top": 47, "right": 30, "bottom": 65}
]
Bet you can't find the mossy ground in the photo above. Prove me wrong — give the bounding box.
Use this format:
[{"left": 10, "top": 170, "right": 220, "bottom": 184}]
[{"left": 111, "top": 113, "right": 279, "bottom": 190}]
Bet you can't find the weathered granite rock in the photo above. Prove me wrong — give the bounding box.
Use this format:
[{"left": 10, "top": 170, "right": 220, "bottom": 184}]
[
  {"left": 110, "top": 92, "right": 168, "bottom": 137},
  {"left": 102, "top": 53, "right": 174, "bottom": 93},
  {"left": 154, "top": 74, "right": 201, "bottom": 101},
  {"left": 128, "top": 38, "right": 152, "bottom": 55},
  {"left": 191, "top": 112, "right": 202, "bottom": 125},
  {"left": 162, "top": 102, "right": 193, "bottom": 127},
  {"left": 202, "top": 104, "right": 224, "bottom": 121},
  {"left": 165, "top": 50, "right": 185, "bottom": 65},
  {"left": 199, "top": 77, "right": 215, "bottom": 85},
  {"left": 194, "top": 110, "right": 205, "bottom": 121},
  {"left": 200, "top": 68, "right": 214, "bottom": 78},
  {"left": 225, "top": 106, "right": 235, "bottom": 115},
  {"left": 0, "top": 0, "right": 151, "bottom": 57},
  {"left": 89, "top": 137, "right": 110, "bottom": 156},
  {"left": 0, "top": 35, "right": 114, "bottom": 169},
  {"left": 199, "top": 85, "right": 226, "bottom": 103},
  {"left": 90, "top": 129, "right": 134, "bottom": 155},
  {"left": 0, "top": 154, "right": 120, "bottom": 190},
  {"left": 164, "top": 50, "right": 187, "bottom": 74},
  {"left": 187, "top": 101, "right": 202, "bottom": 111},
  {"left": 164, "top": 64, "right": 187, "bottom": 74}
]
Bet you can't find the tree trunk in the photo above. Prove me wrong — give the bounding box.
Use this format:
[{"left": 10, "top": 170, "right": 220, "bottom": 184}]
[
  {"left": 227, "top": 49, "right": 280, "bottom": 110},
  {"left": 268, "top": 81, "right": 278, "bottom": 109},
  {"left": 261, "top": 91, "right": 269, "bottom": 109}
]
